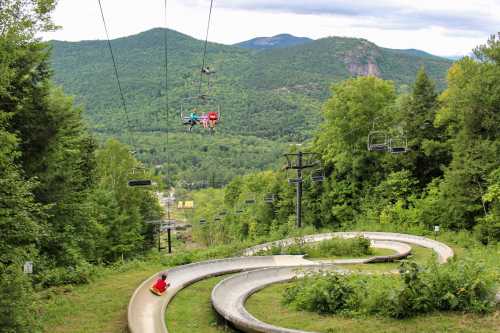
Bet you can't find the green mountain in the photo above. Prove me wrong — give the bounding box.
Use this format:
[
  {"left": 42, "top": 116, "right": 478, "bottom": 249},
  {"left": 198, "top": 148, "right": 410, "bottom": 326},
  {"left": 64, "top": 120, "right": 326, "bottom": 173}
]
[
  {"left": 235, "top": 34, "right": 314, "bottom": 50},
  {"left": 49, "top": 28, "right": 453, "bottom": 185}
]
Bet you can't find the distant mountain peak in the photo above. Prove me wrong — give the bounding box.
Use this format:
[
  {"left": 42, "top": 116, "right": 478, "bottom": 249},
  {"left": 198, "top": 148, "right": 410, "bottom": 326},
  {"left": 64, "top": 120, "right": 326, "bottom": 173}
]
[{"left": 235, "top": 34, "right": 313, "bottom": 50}]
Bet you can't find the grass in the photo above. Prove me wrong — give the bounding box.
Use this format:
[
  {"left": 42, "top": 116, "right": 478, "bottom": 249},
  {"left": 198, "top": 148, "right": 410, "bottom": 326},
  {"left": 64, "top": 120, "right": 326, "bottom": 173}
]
[
  {"left": 38, "top": 261, "right": 165, "bottom": 333},
  {"left": 36, "top": 231, "right": 498, "bottom": 333},
  {"left": 166, "top": 276, "right": 237, "bottom": 333},
  {"left": 246, "top": 282, "right": 500, "bottom": 333}
]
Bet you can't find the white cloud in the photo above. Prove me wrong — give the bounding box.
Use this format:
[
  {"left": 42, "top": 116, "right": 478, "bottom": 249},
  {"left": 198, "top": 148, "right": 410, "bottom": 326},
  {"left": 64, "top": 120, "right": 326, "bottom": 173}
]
[{"left": 41, "top": 0, "right": 497, "bottom": 56}]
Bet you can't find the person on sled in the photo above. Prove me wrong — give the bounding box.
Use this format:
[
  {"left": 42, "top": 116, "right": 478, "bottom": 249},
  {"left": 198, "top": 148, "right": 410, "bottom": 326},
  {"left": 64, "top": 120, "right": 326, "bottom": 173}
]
[{"left": 151, "top": 273, "right": 171, "bottom": 296}]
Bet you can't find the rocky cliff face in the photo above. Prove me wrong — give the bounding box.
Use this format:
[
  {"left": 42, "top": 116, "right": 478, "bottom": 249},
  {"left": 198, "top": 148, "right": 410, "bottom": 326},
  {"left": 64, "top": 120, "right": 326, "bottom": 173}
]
[{"left": 342, "top": 41, "right": 381, "bottom": 77}]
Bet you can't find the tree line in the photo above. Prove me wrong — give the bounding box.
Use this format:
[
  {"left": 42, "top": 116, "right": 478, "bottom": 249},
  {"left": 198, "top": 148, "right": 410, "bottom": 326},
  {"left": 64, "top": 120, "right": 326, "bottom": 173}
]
[{"left": 0, "top": 2, "right": 162, "bottom": 331}]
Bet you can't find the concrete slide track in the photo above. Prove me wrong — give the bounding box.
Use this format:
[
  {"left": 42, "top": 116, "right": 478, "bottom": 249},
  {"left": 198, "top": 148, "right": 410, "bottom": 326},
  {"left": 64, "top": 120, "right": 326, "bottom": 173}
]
[
  {"left": 129, "top": 232, "right": 497, "bottom": 333},
  {"left": 212, "top": 266, "right": 341, "bottom": 333},
  {"left": 127, "top": 256, "right": 316, "bottom": 333}
]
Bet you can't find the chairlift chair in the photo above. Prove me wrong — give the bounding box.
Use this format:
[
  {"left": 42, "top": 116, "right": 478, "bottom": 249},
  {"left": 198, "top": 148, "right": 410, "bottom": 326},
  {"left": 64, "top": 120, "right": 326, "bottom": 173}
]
[
  {"left": 128, "top": 179, "right": 153, "bottom": 187},
  {"left": 201, "top": 66, "right": 216, "bottom": 75},
  {"left": 388, "top": 136, "right": 408, "bottom": 154},
  {"left": 128, "top": 167, "right": 153, "bottom": 187},
  {"left": 311, "top": 169, "right": 325, "bottom": 182},
  {"left": 264, "top": 194, "right": 276, "bottom": 203},
  {"left": 367, "top": 131, "right": 389, "bottom": 152},
  {"left": 180, "top": 95, "right": 221, "bottom": 133}
]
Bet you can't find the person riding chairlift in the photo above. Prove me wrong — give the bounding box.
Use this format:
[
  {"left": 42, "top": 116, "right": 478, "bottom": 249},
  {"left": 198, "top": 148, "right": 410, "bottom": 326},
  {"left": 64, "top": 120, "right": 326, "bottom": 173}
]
[
  {"left": 208, "top": 111, "right": 219, "bottom": 129},
  {"left": 201, "top": 66, "right": 215, "bottom": 75},
  {"left": 187, "top": 110, "right": 200, "bottom": 131},
  {"left": 200, "top": 112, "right": 209, "bottom": 129}
]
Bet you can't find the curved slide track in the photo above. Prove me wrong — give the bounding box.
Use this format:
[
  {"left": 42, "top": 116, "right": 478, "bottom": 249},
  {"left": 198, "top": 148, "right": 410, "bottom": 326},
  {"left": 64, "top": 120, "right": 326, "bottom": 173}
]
[
  {"left": 128, "top": 255, "right": 316, "bottom": 333},
  {"left": 128, "top": 232, "right": 496, "bottom": 333}
]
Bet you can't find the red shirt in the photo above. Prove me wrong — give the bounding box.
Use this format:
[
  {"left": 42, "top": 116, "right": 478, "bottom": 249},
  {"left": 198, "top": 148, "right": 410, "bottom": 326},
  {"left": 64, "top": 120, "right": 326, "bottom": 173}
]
[
  {"left": 208, "top": 112, "right": 219, "bottom": 120},
  {"left": 154, "top": 279, "right": 169, "bottom": 293}
]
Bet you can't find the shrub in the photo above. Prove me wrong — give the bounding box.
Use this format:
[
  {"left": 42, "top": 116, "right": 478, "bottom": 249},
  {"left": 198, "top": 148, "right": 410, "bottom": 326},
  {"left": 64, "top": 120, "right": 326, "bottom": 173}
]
[
  {"left": 475, "top": 215, "right": 500, "bottom": 245},
  {"left": 283, "top": 273, "right": 356, "bottom": 314},
  {"left": 35, "top": 262, "right": 97, "bottom": 288},
  {"left": 254, "top": 237, "right": 372, "bottom": 258},
  {"left": 282, "top": 258, "right": 497, "bottom": 318},
  {"left": 315, "top": 237, "right": 371, "bottom": 257},
  {"left": 0, "top": 265, "right": 40, "bottom": 333}
]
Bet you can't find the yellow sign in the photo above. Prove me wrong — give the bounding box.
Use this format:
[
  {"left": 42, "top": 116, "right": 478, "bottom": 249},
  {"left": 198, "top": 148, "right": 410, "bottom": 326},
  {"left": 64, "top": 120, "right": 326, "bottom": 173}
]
[{"left": 177, "top": 201, "right": 194, "bottom": 209}]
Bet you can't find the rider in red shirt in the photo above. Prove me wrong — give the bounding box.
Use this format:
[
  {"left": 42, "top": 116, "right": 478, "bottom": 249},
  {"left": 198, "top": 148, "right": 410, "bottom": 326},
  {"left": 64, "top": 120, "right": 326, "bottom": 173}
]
[
  {"left": 152, "top": 273, "right": 170, "bottom": 294},
  {"left": 207, "top": 111, "right": 219, "bottom": 130}
]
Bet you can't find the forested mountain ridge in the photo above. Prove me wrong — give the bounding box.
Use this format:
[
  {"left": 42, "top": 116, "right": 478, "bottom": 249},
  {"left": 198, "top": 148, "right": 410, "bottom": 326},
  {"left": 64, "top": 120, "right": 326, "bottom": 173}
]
[
  {"left": 48, "top": 28, "right": 453, "bottom": 185},
  {"left": 49, "top": 28, "right": 453, "bottom": 140}
]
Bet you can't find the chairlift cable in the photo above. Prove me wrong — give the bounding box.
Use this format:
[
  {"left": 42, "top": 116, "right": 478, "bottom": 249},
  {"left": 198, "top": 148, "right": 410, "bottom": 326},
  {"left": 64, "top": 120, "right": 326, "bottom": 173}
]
[
  {"left": 97, "top": 0, "right": 136, "bottom": 147},
  {"left": 162, "top": 0, "right": 173, "bottom": 222},
  {"left": 198, "top": 0, "right": 215, "bottom": 95}
]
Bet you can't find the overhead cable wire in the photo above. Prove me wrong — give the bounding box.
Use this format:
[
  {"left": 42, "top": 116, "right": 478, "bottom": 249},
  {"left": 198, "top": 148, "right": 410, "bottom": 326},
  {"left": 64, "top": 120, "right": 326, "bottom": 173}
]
[
  {"left": 97, "top": 0, "right": 135, "bottom": 146},
  {"left": 198, "top": 0, "right": 215, "bottom": 95},
  {"left": 162, "top": 0, "right": 173, "bottom": 222}
]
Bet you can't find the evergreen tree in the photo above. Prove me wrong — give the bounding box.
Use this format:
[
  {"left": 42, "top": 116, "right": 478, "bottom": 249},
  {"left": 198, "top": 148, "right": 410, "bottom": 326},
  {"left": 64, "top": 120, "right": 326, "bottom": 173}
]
[{"left": 399, "top": 67, "right": 450, "bottom": 187}]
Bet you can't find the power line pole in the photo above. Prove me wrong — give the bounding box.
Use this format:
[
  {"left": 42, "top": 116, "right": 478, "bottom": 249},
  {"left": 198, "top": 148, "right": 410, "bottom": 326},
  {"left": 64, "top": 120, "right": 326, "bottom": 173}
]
[
  {"left": 285, "top": 152, "right": 324, "bottom": 228},
  {"left": 296, "top": 152, "right": 303, "bottom": 228}
]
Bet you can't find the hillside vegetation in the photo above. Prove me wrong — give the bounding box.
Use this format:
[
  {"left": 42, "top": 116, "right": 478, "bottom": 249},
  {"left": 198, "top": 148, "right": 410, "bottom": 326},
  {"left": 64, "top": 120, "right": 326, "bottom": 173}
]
[
  {"left": 192, "top": 35, "right": 500, "bottom": 246},
  {"left": 50, "top": 28, "right": 452, "bottom": 139},
  {"left": 49, "top": 28, "right": 453, "bottom": 184}
]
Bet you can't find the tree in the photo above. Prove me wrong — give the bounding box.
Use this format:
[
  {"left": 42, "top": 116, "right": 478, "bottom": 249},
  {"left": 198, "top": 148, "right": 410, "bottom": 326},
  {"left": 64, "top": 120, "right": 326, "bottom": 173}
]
[
  {"left": 94, "top": 140, "right": 161, "bottom": 261},
  {"left": 399, "top": 67, "right": 450, "bottom": 187},
  {"left": 432, "top": 35, "right": 500, "bottom": 230}
]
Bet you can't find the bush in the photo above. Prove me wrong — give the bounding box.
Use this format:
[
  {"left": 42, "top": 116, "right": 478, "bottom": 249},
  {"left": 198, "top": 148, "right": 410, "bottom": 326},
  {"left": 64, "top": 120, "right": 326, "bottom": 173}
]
[
  {"left": 255, "top": 237, "right": 372, "bottom": 258},
  {"left": 315, "top": 237, "right": 371, "bottom": 257},
  {"left": 35, "top": 262, "right": 97, "bottom": 288},
  {"left": 0, "top": 265, "right": 40, "bottom": 333},
  {"left": 475, "top": 215, "right": 500, "bottom": 245},
  {"left": 283, "top": 273, "right": 356, "bottom": 314},
  {"left": 282, "top": 258, "right": 497, "bottom": 318}
]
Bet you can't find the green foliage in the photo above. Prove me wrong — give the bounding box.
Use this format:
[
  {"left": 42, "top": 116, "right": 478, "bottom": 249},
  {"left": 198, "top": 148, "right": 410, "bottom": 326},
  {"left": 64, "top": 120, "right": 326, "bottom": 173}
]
[
  {"left": 0, "top": 0, "right": 162, "bottom": 299},
  {"left": 255, "top": 237, "right": 372, "bottom": 258},
  {"left": 0, "top": 265, "right": 40, "bottom": 333},
  {"left": 195, "top": 37, "right": 500, "bottom": 243},
  {"left": 282, "top": 259, "right": 497, "bottom": 319},
  {"left": 34, "top": 262, "right": 97, "bottom": 288},
  {"left": 283, "top": 273, "right": 356, "bottom": 314},
  {"left": 48, "top": 29, "right": 452, "bottom": 183}
]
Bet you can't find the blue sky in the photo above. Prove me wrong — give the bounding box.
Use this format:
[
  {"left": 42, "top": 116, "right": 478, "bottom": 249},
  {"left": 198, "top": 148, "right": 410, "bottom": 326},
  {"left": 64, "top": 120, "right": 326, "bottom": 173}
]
[{"left": 43, "top": 0, "right": 499, "bottom": 56}]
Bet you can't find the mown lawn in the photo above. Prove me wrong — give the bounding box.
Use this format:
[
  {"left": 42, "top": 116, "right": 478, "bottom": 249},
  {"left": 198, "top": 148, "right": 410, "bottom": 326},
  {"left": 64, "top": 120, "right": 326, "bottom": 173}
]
[
  {"left": 166, "top": 275, "right": 238, "bottom": 333},
  {"left": 38, "top": 262, "right": 165, "bottom": 333},
  {"left": 246, "top": 282, "right": 500, "bottom": 333}
]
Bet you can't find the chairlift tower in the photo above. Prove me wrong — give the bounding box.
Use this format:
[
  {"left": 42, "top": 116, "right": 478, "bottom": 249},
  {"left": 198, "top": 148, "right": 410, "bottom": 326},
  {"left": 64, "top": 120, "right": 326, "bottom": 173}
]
[
  {"left": 284, "top": 152, "right": 325, "bottom": 228},
  {"left": 145, "top": 219, "right": 175, "bottom": 253}
]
